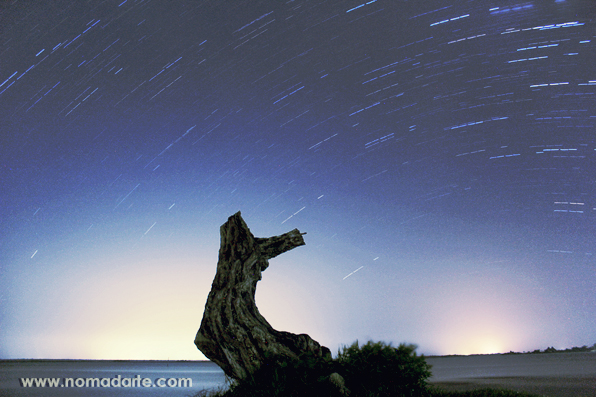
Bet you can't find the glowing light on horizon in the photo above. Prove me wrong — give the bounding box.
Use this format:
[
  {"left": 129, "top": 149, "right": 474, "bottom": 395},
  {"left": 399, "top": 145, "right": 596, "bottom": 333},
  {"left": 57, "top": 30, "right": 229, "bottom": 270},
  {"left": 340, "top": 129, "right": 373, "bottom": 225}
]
[{"left": 4, "top": 246, "right": 217, "bottom": 360}]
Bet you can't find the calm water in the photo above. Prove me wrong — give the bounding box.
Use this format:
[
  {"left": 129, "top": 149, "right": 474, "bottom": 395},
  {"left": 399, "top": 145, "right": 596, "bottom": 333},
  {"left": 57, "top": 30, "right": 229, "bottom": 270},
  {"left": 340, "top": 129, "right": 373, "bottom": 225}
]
[{"left": 2, "top": 353, "right": 595, "bottom": 396}]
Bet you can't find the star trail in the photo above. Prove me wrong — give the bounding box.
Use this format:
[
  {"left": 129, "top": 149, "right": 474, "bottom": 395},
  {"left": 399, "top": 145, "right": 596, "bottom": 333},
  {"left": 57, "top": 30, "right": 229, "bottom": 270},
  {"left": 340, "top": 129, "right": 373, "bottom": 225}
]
[{"left": 1, "top": 0, "right": 595, "bottom": 359}]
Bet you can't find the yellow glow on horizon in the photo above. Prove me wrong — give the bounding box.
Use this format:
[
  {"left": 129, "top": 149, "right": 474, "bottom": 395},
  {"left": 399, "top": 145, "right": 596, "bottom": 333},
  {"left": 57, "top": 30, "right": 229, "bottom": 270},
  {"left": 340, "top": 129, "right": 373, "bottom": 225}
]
[
  {"left": 76, "top": 260, "right": 213, "bottom": 360},
  {"left": 450, "top": 335, "right": 507, "bottom": 356},
  {"left": 13, "top": 247, "right": 218, "bottom": 360},
  {"left": 414, "top": 263, "right": 561, "bottom": 356},
  {"left": 9, "top": 242, "right": 568, "bottom": 360}
]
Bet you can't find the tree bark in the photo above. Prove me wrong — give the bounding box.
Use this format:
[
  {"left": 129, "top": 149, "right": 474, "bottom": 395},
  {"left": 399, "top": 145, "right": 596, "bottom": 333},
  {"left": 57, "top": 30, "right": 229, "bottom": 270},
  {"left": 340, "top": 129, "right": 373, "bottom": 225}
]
[{"left": 195, "top": 211, "right": 331, "bottom": 380}]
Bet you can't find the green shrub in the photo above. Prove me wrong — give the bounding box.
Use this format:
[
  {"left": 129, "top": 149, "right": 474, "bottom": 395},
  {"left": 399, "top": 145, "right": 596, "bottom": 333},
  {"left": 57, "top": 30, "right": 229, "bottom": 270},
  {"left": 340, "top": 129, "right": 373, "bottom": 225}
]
[
  {"left": 204, "top": 341, "right": 432, "bottom": 396},
  {"left": 220, "top": 350, "right": 342, "bottom": 397},
  {"left": 195, "top": 340, "right": 540, "bottom": 397},
  {"left": 336, "top": 340, "right": 432, "bottom": 397}
]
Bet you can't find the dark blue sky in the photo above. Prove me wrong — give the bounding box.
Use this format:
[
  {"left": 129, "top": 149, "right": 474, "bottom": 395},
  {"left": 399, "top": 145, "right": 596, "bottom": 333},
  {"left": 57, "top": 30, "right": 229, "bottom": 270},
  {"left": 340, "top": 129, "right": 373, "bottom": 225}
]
[{"left": 1, "top": 0, "right": 595, "bottom": 359}]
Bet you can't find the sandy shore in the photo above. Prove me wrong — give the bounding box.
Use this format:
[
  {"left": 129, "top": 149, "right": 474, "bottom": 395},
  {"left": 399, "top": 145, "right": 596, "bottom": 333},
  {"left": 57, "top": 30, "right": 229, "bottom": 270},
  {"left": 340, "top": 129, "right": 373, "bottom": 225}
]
[
  {"left": 426, "top": 352, "right": 596, "bottom": 397},
  {"left": 430, "top": 376, "right": 596, "bottom": 397}
]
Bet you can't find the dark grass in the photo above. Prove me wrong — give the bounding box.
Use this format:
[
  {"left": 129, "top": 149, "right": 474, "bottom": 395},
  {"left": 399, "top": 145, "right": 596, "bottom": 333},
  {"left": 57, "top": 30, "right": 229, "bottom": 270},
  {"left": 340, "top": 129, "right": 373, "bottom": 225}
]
[
  {"left": 427, "top": 388, "right": 540, "bottom": 397},
  {"left": 193, "top": 341, "right": 541, "bottom": 397}
]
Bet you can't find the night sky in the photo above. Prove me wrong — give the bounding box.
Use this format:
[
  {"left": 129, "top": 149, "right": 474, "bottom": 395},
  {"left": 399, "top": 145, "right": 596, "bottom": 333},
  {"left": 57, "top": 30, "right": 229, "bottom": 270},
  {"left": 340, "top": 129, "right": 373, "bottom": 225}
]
[{"left": 1, "top": 0, "right": 595, "bottom": 360}]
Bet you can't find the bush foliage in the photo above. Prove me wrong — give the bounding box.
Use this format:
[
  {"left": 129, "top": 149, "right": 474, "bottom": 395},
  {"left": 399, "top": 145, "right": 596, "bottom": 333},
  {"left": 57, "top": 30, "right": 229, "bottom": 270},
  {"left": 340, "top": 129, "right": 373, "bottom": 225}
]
[
  {"left": 336, "top": 340, "right": 431, "bottom": 397},
  {"left": 200, "top": 340, "right": 432, "bottom": 397},
  {"left": 219, "top": 349, "right": 339, "bottom": 397},
  {"left": 196, "top": 340, "right": 540, "bottom": 397}
]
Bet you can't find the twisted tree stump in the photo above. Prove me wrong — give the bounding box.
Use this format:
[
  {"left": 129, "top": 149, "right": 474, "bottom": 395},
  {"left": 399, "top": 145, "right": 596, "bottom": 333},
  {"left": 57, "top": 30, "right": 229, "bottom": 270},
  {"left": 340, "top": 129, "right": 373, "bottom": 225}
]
[{"left": 195, "top": 211, "right": 331, "bottom": 380}]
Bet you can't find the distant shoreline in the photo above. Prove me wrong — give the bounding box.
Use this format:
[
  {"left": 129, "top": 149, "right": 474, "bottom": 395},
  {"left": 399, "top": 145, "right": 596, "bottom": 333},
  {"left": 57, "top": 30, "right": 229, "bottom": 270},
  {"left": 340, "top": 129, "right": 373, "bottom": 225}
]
[
  {"left": 427, "top": 344, "right": 596, "bottom": 358},
  {"left": 3, "top": 346, "right": 595, "bottom": 362}
]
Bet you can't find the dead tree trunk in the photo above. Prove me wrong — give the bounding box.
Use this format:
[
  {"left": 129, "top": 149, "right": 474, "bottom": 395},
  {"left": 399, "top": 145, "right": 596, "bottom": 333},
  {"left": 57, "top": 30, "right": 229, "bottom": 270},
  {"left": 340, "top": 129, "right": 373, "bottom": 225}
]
[{"left": 195, "top": 211, "right": 331, "bottom": 380}]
